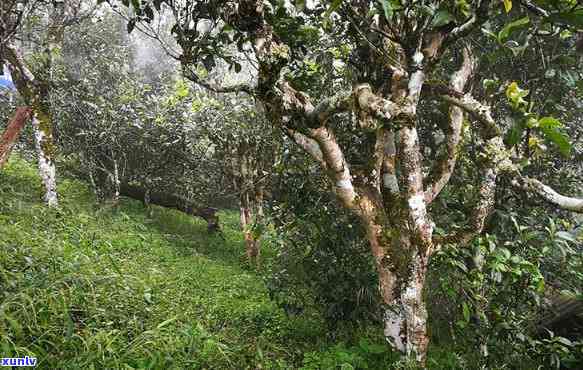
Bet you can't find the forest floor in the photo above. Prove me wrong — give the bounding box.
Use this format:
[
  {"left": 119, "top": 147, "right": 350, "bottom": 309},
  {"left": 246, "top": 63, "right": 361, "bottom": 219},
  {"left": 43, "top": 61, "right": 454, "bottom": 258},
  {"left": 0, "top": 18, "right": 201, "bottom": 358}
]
[{"left": 0, "top": 157, "right": 464, "bottom": 369}]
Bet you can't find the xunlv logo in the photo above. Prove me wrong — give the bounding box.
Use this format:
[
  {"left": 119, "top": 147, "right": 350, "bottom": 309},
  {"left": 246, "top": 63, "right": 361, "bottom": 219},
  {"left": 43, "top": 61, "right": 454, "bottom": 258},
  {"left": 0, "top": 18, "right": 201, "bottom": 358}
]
[{"left": 1, "top": 356, "right": 37, "bottom": 367}]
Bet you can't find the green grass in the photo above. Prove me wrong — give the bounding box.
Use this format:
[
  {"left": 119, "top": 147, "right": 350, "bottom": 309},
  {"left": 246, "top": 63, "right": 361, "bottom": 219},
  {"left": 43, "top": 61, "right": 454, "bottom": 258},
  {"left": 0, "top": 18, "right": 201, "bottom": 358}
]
[
  {"left": 0, "top": 157, "right": 333, "bottom": 369},
  {"left": 0, "top": 157, "right": 478, "bottom": 369}
]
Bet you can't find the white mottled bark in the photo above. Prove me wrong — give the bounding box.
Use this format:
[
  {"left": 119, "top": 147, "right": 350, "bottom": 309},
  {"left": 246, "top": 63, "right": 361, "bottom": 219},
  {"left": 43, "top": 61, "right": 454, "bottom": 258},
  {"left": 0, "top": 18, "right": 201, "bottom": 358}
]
[
  {"left": 112, "top": 158, "right": 120, "bottom": 204},
  {"left": 376, "top": 58, "right": 432, "bottom": 363},
  {"left": 383, "top": 173, "right": 399, "bottom": 193},
  {"left": 407, "top": 71, "right": 425, "bottom": 109},
  {"left": 382, "top": 130, "right": 399, "bottom": 195},
  {"left": 401, "top": 252, "right": 429, "bottom": 361},
  {"left": 518, "top": 177, "right": 583, "bottom": 213},
  {"left": 384, "top": 307, "right": 406, "bottom": 352},
  {"left": 354, "top": 84, "right": 401, "bottom": 128},
  {"left": 399, "top": 65, "right": 433, "bottom": 243},
  {"left": 399, "top": 125, "right": 433, "bottom": 243},
  {"left": 425, "top": 48, "right": 476, "bottom": 203},
  {"left": 381, "top": 253, "right": 429, "bottom": 362},
  {"left": 31, "top": 116, "right": 58, "bottom": 207},
  {"left": 286, "top": 128, "right": 327, "bottom": 169},
  {"left": 435, "top": 136, "right": 503, "bottom": 248},
  {"left": 439, "top": 94, "right": 499, "bottom": 139},
  {"left": 310, "top": 126, "right": 357, "bottom": 209},
  {"left": 360, "top": 206, "right": 408, "bottom": 354},
  {"left": 88, "top": 168, "right": 99, "bottom": 199}
]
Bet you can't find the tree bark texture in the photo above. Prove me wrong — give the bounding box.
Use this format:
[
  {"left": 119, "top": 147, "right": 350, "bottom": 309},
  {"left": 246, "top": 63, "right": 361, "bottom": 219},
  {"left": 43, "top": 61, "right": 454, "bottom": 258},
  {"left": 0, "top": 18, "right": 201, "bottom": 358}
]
[
  {"left": 31, "top": 115, "right": 58, "bottom": 207},
  {"left": 231, "top": 141, "right": 262, "bottom": 265}
]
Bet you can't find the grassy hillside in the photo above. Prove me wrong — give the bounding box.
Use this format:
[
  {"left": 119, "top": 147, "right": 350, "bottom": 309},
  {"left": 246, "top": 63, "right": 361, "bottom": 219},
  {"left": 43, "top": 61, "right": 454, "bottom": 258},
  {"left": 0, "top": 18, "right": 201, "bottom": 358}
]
[
  {"left": 0, "top": 157, "right": 316, "bottom": 369},
  {"left": 0, "top": 158, "right": 468, "bottom": 369}
]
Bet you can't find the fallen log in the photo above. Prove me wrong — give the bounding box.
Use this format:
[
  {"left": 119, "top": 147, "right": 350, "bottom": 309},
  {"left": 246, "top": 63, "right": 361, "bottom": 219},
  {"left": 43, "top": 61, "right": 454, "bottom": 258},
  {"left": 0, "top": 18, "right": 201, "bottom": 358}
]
[
  {"left": 0, "top": 107, "right": 31, "bottom": 168},
  {"left": 119, "top": 183, "right": 220, "bottom": 233}
]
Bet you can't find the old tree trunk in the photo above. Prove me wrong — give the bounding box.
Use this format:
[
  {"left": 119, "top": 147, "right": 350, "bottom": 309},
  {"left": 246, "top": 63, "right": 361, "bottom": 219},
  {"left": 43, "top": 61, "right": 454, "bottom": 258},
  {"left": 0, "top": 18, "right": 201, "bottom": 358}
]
[
  {"left": 216, "top": 5, "right": 462, "bottom": 361},
  {"left": 172, "top": 2, "right": 488, "bottom": 363},
  {"left": 2, "top": 0, "right": 65, "bottom": 207},
  {"left": 159, "top": 0, "right": 583, "bottom": 364},
  {"left": 231, "top": 140, "right": 264, "bottom": 265}
]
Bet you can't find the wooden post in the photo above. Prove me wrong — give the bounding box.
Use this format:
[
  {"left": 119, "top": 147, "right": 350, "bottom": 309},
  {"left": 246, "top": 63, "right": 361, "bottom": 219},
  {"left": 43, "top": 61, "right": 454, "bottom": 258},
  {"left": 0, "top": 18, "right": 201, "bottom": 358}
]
[{"left": 0, "top": 107, "right": 31, "bottom": 168}]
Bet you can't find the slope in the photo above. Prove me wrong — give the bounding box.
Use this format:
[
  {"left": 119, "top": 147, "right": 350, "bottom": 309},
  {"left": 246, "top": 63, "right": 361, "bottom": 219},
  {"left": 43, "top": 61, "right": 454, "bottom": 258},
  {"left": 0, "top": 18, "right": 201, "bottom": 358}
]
[{"left": 0, "top": 157, "right": 322, "bottom": 369}]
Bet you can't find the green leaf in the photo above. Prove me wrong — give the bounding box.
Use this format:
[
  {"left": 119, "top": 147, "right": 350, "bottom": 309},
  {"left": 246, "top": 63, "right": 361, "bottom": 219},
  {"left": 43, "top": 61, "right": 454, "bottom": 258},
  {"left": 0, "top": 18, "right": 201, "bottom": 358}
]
[
  {"left": 556, "top": 231, "right": 576, "bottom": 243},
  {"left": 526, "top": 116, "right": 539, "bottom": 128},
  {"left": 503, "top": 0, "right": 512, "bottom": 13},
  {"left": 456, "top": 0, "right": 471, "bottom": 16},
  {"left": 506, "top": 120, "right": 524, "bottom": 146},
  {"left": 175, "top": 84, "right": 189, "bottom": 98},
  {"left": 367, "top": 343, "right": 388, "bottom": 354},
  {"left": 505, "top": 81, "right": 529, "bottom": 109},
  {"left": 538, "top": 116, "right": 561, "bottom": 129},
  {"left": 536, "top": 278, "right": 545, "bottom": 293},
  {"left": 4, "top": 314, "right": 23, "bottom": 338},
  {"left": 549, "top": 9, "right": 583, "bottom": 28},
  {"left": 131, "top": 0, "right": 141, "bottom": 12},
  {"left": 498, "top": 16, "right": 529, "bottom": 42},
  {"left": 544, "top": 130, "right": 570, "bottom": 156},
  {"left": 295, "top": 0, "right": 306, "bottom": 11},
  {"left": 481, "top": 27, "right": 498, "bottom": 41},
  {"left": 325, "top": 0, "right": 343, "bottom": 19},
  {"left": 560, "top": 29, "right": 573, "bottom": 40},
  {"left": 500, "top": 248, "right": 511, "bottom": 260},
  {"left": 202, "top": 55, "right": 216, "bottom": 71},
  {"left": 538, "top": 117, "right": 571, "bottom": 157},
  {"left": 462, "top": 303, "right": 470, "bottom": 323},
  {"left": 379, "top": 0, "right": 393, "bottom": 20},
  {"left": 65, "top": 312, "right": 75, "bottom": 338},
  {"left": 157, "top": 316, "right": 178, "bottom": 329},
  {"left": 556, "top": 337, "right": 573, "bottom": 347},
  {"left": 482, "top": 79, "right": 498, "bottom": 90},
  {"left": 432, "top": 9, "right": 455, "bottom": 28}
]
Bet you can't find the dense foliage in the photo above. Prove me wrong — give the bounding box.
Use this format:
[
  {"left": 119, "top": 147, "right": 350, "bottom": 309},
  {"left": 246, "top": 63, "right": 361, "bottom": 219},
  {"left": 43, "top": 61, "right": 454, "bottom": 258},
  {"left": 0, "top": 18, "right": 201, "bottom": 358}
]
[{"left": 1, "top": 0, "right": 582, "bottom": 368}]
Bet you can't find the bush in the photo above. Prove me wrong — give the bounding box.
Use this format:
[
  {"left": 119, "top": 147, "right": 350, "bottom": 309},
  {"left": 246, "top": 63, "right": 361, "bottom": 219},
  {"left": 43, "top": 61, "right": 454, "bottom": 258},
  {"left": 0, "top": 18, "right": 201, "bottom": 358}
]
[{"left": 265, "top": 152, "right": 380, "bottom": 328}]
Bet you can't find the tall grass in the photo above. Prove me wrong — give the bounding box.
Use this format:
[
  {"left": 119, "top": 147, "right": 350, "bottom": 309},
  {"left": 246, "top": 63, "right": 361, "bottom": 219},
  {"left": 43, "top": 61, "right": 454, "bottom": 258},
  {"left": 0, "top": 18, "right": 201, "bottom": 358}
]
[
  {"left": 0, "top": 157, "right": 329, "bottom": 369},
  {"left": 0, "top": 157, "right": 473, "bottom": 369}
]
